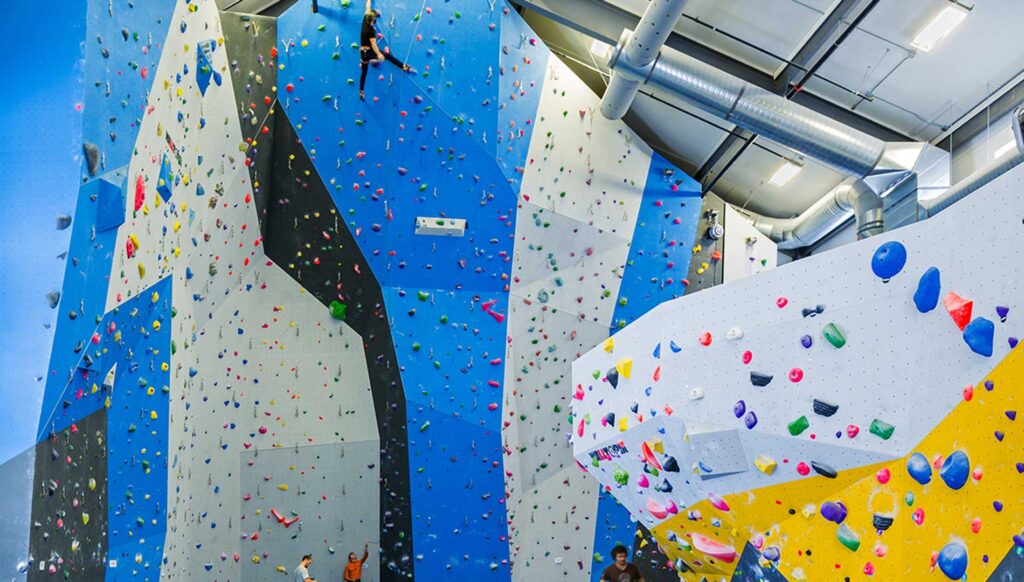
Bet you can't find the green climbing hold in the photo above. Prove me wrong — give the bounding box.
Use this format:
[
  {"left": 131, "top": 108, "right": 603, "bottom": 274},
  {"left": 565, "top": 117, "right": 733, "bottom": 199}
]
[
  {"left": 837, "top": 523, "right": 861, "bottom": 551},
  {"left": 788, "top": 415, "right": 810, "bottom": 436},
  {"left": 329, "top": 300, "right": 347, "bottom": 320},
  {"left": 412, "top": 342, "right": 421, "bottom": 351},
  {"left": 417, "top": 291, "right": 430, "bottom": 301},
  {"left": 822, "top": 322, "right": 846, "bottom": 348},
  {"left": 419, "top": 421, "right": 430, "bottom": 432},
  {"left": 869, "top": 419, "right": 895, "bottom": 440},
  {"left": 613, "top": 466, "right": 629, "bottom": 486}
]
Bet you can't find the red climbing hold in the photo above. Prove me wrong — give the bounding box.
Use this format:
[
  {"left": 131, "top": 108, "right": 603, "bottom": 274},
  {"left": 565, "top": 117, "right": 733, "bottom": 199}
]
[{"left": 943, "top": 291, "right": 973, "bottom": 331}]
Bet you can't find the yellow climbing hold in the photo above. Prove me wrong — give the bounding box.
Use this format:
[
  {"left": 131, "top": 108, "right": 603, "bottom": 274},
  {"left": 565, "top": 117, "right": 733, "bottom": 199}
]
[
  {"left": 129, "top": 233, "right": 141, "bottom": 250},
  {"left": 138, "top": 263, "right": 146, "bottom": 278},
  {"left": 754, "top": 453, "right": 777, "bottom": 475},
  {"left": 617, "top": 417, "right": 628, "bottom": 432},
  {"left": 150, "top": 410, "right": 158, "bottom": 420},
  {"left": 278, "top": 483, "right": 289, "bottom": 491},
  {"left": 649, "top": 438, "right": 664, "bottom": 454},
  {"left": 89, "top": 478, "right": 96, "bottom": 491},
  {"left": 615, "top": 358, "right": 632, "bottom": 379},
  {"left": 82, "top": 512, "right": 90, "bottom": 525},
  {"left": 603, "top": 337, "right": 614, "bottom": 353}
]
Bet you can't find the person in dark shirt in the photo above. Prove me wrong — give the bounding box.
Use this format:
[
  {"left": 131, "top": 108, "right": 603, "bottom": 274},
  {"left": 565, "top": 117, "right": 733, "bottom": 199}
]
[
  {"left": 360, "top": 0, "right": 411, "bottom": 100},
  {"left": 600, "top": 545, "right": 645, "bottom": 582}
]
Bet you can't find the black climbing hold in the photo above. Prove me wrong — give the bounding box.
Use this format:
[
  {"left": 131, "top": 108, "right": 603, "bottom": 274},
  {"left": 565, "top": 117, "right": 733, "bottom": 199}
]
[
  {"left": 873, "top": 514, "right": 894, "bottom": 531},
  {"left": 606, "top": 367, "right": 619, "bottom": 388},
  {"left": 813, "top": 399, "right": 839, "bottom": 417},
  {"left": 750, "top": 372, "right": 773, "bottom": 387},
  {"left": 811, "top": 461, "right": 837, "bottom": 479},
  {"left": 662, "top": 456, "right": 679, "bottom": 472}
]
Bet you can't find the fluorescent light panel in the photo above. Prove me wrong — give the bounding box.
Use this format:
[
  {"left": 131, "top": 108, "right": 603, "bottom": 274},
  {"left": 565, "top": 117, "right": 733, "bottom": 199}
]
[
  {"left": 769, "top": 161, "right": 802, "bottom": 187},
  {"left": 911, "top": 4, "right": 969, "bottom": 52},
  {"left": 995, "top": 139, "right": 1018, "bottom": 159}
]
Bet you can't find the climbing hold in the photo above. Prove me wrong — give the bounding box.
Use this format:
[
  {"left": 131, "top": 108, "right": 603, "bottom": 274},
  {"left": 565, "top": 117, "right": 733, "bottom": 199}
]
[
  {"left": 836, "top": 523, "right": 861, "bottom": 551},
  {"left": 869, "top": 419, "right": 895, "bottom": 440},
  {"left": 776, "top": 297, "right": 788, "bottom": 308},
  {"left": 997, "top": 305, "right": 1010, "bottom": 322},
  {"left": 691, "top": 534, "right": 737, "bottom": 563},
  {"left": 939, "top": 450, "right": 970, "bottom": 490},
  {"left": 328, "top": 300, "right": 347, "bottom": 320},
  {"left": 741, "top": 350, "right": 753, "bottom": 364},
  {"left": 811, "top": 461, "right": 838, "bottom": 479},
  {"left": 646, "top": 499, "right": 668, "bottom": 519},
  {"left": 872, "top": 514, "right": 894, "bottom": 531},
  {"left": 800, "top": 334, "right": 813, "bottom": 348},
  {"left": 750, "top": 372, "right": 773, "bottom": 387},
  {"left": 726, "top": 327, "right": 743, "bottom": 340},
  {"left": 615, "top": 358, "right": 633, "bottom": 379},
  {"left": 698, "top": 332, "right": 712, "bottom": 346},
  {"left": 606, "top": 367, "right": 620, "bottom": 388},
  {"left": 813, "top": 399, "right": 839, "bottom": 417},
  {"left": 662, "top": 456, "right": 679, "bottom": 472},
  {"left": 821, "top": 501, "right": 847, "bottom": 524},
  {"left": 937, "top": 542, "right": 968, "bottom": 580},
  {"left": 688, "top": 387, "right": 705, "bottom": 400},
  {"left": 907, "top": 452, "right": 932, "bottom": 484},
  {"left": 822, "top": 322, "right": 847, "bottom": 348},
  {"left": 876, "top": 467, "right": 891, "bottom": 484},
  {"left": 963, "top": 317, "right": 995, "bottom": 356},
  {"left": 744, "top": 411, "right": 758, "bottom": 429},
  {"left": 708, "top": 493, "right": 730, "bottom": 511},
  {"left": 733, "top": 400, "right": 746, "bottom": 418},
  {"left": 788, "top": 415, "right": 810, "bottom": 436},
  {"left": 613, "top": 466, "right": 629, "bottom": 486},
  {"left": 56, "top": 214, "right": 72, "bottom": 230},
  {"left": 913, "top": 267, "right": 941, "bottom": 312},
  {"left": 788, "top": 368, "right": 804, "bottom": 382},
  {"left": 944, "top": 291, "right": 974, "bottom": 331},
  {"left": 870, "top": 241, "right": 907, "bottom": 281},
  {"left": 754, "top": 454, "right": 776, "bottom": 475}
]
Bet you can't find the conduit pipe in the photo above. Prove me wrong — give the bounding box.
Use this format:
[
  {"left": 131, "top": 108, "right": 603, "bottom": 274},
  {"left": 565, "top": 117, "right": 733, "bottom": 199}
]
[
  {"left": 599, "top": 0, "right": 689, "bottom": 120},
  {"left": 919, "top": 105, "right": 1024, "bottom": 217},
  {"left": 747, "top": 178, "right": 882, "bottom": 249}
]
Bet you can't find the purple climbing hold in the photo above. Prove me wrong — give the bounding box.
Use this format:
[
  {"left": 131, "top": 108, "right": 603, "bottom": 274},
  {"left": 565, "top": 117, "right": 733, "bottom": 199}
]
[
  {"left": 800, "top": 334, "right": 813, "bottom": 349},
  {"left": 994, "top": 501, "right": 1004, "bottom": 512},
  {"left": 1010, "top": 337, "right": 1020, "bottom": 349},
  {"left": 939, "top": 450, "right": 970, "bottom": 490},
  {"left": 985, "top": 380, "right": 995, "bottom": 391},
  {"left": 995, "top": 431, "right": 1005, "bottom": 441},
  {"left": 906, "top": 452, "right": 932, "bottom": 484},
  {"left": 734, "top": 400, "right": 746, "bottom": 418},
  {"left": 1016, "top": 463, "right": 1024, "bottom": 474},
  {"left": 820, "top": 501, "right": 847, "bottom": 524},
  {"left": 1015, "top": 535, "right": 1024, "bottom": 548},
  {"left": 997, "top": 305, "right": 1010, "bottom": 321},
  {"left": 744, "top": 411, "right": 758, "bottom": 429},
  {"left": 913, "top": 267, "right": 941, "bottom": 313},
  {"left": 1007, "top": 410, "right": 1017, "bottom": 421},
  {"left": 963, "top": 317, "right": 995, "bottom": 357}
]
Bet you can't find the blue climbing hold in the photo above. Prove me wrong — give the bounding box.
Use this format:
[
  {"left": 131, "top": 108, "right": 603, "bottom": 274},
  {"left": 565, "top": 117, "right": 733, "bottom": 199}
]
[
  {"left": 871, "top": 241, "right": 907, "bottom": 281},
  {"left": 939, "top": 450, "right": 970, "bottom": 490},
  {"left": 734, "top": 400, "right": 746, "bottom": 418},
  {"left": 800, "top": 334, "right": 813, "bottom": 349},
  {"left": 913, "top": 267, "right": 941, "bottom": 313},
  {"left": 820, "top": 501, "right": 847, "bottom": 524},
  {"left": 963, "top": 317, "right": 995, "bottom": 357},
  {"left": 907, "top": 452, "right": 932, "bottom": 485},
  {"left": 937, "top": 541, "right": 968, "bottom": 580}
]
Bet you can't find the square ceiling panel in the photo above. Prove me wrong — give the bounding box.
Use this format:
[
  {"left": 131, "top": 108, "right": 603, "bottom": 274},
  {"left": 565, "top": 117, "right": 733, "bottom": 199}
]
[{"left": 807, "top": 0, "right": 1024, "bottom": 141}]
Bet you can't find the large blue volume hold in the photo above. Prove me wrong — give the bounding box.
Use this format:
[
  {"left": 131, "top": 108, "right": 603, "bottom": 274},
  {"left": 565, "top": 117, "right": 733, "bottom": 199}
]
[{"left": 913, "top": 267, "right": 941, "bottom": 313}]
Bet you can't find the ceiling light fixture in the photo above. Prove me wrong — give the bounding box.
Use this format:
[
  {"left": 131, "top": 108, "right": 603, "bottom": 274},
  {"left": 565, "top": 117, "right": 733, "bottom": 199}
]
[
  {"left": 590, "top": 39, "right": 611, "bottom": 58},
  {"left": 769, "top": 160, "right": 803, "bottom": 187},
  {"left": 911, "top": 3, "right": 969, "bottom": 52},
  {"left": 994, "top": 138, "right": 1018, "bottom": 159}
]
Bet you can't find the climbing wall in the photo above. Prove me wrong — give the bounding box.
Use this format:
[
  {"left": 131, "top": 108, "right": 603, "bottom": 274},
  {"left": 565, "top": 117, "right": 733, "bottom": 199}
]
[
  {"left": 23, "top": 0, "right": 707, "bottom": 580},
  {"left": 571, "top": 160, "right": 1024, "bottom": 580}
]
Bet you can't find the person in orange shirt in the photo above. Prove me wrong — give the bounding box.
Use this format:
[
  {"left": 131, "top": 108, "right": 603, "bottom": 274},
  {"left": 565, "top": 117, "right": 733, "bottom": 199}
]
[{"left": 343, "top": 543, "right": 369, "bottom": 582}]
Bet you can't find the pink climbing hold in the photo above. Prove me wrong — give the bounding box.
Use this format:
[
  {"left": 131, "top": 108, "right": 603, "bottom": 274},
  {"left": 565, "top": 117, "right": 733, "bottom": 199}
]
[
  {"left": 637, "top": 474, "right": 650, "bottom": 488},
  {"left": 742, "top": 351, "right": 753, "bottom": 364},
  {"left": 577, "top": 419, "right": 584, "bottom": 437},
  {"left": 134, "top": 174, "right": 145, "bottom": 211},
  {"left": 912, "top": 507, "right": 925, "bottom": 525},
  {"left": 796, "top": 462, "right": 810, "bottom": 476},
  {"left": 789, "top": 368, "right": 804, "bottom": 382},
  {"left": 647, "top": 499, "right": 669, "bottom": 519},
  {"left": 876, "top": 467, "right": 891, "bottom": 484},
  {"left": 690, "top": 533, "right": 737, "bottom": 563},
  {"left": 708, "top": 493, "right": 730, "bottom": 512},
  {"left": 846, "top": 424, "right": 860, "bottom": 438},
  {"left": 776, "top": 297, "right": 789, "bottom": 308}
]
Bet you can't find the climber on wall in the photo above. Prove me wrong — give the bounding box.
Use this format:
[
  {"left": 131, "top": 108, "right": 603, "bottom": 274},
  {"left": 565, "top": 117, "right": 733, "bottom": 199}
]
[
  {"left": 343, "top": 543, "right": 370, "bottom": 582},
  {"left": 360, "top": 0, "right": 412, "bottom": 101}
]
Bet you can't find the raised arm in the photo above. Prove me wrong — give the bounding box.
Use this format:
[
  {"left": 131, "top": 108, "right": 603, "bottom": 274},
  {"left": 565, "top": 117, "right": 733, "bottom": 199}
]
[
  {"left": 361, "top": 543, "right": 369, "bottom": 564},
  {"left": 365, "top": 0, "right": 373, "bottom": 15}
]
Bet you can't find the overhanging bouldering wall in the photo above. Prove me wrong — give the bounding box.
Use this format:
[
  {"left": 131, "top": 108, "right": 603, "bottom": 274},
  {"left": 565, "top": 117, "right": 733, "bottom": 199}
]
[
  {"left": 21, "top": 0, "right": 708, "bottom": 580},
  {"left": 571, "top": 159, "right": 1024, "bottom": 580}
]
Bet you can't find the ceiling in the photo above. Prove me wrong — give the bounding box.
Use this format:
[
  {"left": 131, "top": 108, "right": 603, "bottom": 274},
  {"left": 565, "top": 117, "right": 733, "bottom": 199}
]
[{"left": 515, "top": 0, "right": 1024, "bottom": 219}]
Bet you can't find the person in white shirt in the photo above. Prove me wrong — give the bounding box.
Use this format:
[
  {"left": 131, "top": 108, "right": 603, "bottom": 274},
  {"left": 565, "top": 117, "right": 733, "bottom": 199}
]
[{"left": 293, "top": 554, "right": 316, "bottom": 582}]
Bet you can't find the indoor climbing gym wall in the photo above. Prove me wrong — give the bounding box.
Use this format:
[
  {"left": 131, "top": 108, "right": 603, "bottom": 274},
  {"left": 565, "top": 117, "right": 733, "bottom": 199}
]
[
  {"left": 572, "top": 159, "right": 1024, "bottom": 580},
  {"left": 14, "top": 0, "right": 708, "bottom": 580}
]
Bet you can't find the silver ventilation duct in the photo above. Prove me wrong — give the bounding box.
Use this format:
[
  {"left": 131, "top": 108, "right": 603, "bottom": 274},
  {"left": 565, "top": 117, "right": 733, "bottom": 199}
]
[
  {"left": 747, "top": 178, "right": 882, "bottom": 249},
  {"left": 600, "top": 0, "right": 689, "bottom": 120},
  {"left": 919, "top": 104, "right": 1024, "bottom": 217}
]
